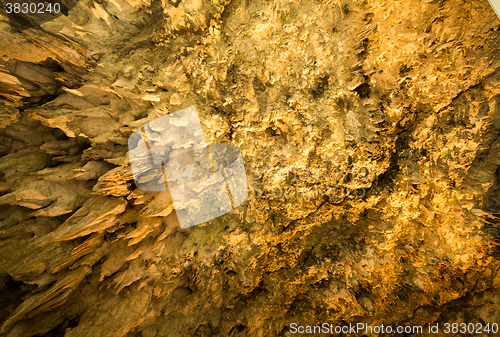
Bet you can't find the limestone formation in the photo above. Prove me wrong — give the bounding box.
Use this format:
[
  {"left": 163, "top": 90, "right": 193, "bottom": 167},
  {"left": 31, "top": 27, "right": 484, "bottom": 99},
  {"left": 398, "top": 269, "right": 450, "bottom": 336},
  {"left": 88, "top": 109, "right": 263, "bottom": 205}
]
[{"left": 0, "top": 0, "right": 500, "bottom": 336}]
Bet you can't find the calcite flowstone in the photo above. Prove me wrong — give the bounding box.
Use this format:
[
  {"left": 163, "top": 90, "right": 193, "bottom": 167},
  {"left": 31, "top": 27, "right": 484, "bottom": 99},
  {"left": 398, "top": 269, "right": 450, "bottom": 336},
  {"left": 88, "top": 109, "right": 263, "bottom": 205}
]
[{"left": 0, "top": 0, "right": 500, "bottom": 336}]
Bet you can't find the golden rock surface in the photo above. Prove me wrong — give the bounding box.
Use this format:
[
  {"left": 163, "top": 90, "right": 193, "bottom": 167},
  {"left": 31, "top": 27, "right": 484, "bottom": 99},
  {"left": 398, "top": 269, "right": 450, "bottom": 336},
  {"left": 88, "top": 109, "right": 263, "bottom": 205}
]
[{"left": 0, "top": 0, "right": 500, "bottom": 336}]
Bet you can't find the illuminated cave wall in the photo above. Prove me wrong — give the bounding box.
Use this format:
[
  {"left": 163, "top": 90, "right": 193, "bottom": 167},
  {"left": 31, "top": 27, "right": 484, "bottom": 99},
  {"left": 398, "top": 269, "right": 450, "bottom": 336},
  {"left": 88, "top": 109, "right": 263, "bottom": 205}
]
[{"left": 0, "top": 0, "right": 500, "bottom": 336}]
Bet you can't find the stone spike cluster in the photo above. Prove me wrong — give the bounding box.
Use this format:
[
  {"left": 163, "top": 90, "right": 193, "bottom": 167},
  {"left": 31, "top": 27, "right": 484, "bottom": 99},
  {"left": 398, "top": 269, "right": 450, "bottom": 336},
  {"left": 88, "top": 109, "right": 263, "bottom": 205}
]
[{"left": 0, "top": 0, "right": 499, "bottom": 336}]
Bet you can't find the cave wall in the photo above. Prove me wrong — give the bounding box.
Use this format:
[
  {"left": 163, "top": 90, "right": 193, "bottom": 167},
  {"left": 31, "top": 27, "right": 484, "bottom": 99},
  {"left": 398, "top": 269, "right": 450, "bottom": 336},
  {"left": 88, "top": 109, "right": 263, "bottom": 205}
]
[{"left": 1, "top": 0, "right": 500, "bottom": 336}]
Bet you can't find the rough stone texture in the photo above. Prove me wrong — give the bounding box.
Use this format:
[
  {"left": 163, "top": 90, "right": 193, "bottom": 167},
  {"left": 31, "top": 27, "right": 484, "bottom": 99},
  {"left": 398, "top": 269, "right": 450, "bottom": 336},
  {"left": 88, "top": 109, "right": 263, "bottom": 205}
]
[{"left": 0, "top": 0, "right": 500, "bottom": 336}]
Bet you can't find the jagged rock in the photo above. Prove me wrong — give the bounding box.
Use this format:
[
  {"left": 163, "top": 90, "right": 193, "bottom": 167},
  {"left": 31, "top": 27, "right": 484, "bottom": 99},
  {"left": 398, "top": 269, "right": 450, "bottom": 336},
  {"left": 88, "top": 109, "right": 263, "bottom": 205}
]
[{"left": 1, "top": 0, "right": 500, "bottom": 336}]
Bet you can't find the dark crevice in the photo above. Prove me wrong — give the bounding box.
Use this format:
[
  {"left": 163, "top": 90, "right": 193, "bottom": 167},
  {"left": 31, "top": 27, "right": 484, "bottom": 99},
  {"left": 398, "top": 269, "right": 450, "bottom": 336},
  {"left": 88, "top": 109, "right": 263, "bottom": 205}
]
[
  {"left": 354, "top": 76, "right": 371, "bottom": 99},
  {"left": 311, "top": 75, "right": 330, "bottom": 99},
  {"left": 167, "top": 0, "right": 182, "bottom": 7},
  {"left": 0, "top": 274, "right": 38, "bottom": 324}
]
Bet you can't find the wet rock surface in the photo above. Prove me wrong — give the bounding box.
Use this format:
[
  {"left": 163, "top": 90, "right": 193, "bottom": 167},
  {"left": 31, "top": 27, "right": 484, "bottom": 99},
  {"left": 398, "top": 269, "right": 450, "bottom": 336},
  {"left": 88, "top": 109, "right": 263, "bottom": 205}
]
[{"left": 0, "top": 0, "right": 500, "bottom": 336}]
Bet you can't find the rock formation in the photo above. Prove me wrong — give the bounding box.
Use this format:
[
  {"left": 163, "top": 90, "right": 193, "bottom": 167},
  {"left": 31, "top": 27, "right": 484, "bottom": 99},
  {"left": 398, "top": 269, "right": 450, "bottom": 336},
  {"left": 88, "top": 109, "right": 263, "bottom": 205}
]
[{"left": 0, "top": 0, "right": 499, "bottom": 335}]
